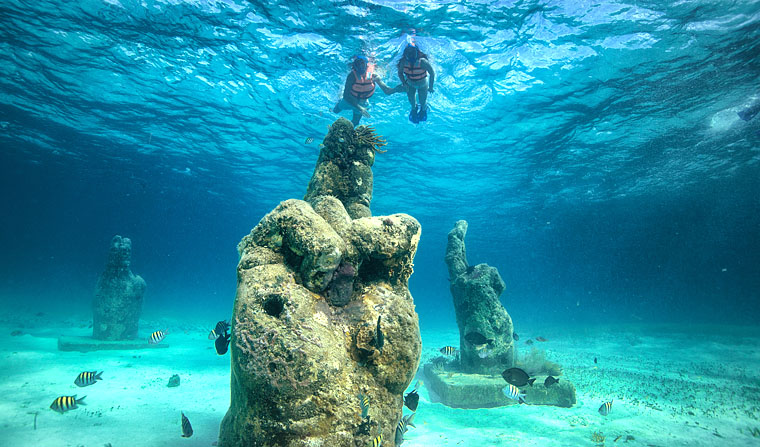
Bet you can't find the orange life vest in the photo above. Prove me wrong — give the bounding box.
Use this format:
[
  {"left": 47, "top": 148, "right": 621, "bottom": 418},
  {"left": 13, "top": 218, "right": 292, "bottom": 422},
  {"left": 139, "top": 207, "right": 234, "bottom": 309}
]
[
  {"left": 403, "top": 60, "right": 427, "bottom": 81},
  {"left": 350, "top": 70, "right": 375, "bottom": 99}
]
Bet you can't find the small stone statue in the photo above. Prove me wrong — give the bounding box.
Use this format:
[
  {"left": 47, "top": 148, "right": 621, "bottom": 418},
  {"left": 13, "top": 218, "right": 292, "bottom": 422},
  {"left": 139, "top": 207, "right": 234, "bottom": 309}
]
[{"left": 92, "top": 236, "right": 146, "bottom": 340}]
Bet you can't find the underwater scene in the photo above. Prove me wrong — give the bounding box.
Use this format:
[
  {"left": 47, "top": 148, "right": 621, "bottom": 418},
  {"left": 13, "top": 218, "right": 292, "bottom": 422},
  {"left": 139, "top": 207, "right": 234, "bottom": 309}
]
[{"left": 1, "top": 0, "right": 759, "bottom": 446}]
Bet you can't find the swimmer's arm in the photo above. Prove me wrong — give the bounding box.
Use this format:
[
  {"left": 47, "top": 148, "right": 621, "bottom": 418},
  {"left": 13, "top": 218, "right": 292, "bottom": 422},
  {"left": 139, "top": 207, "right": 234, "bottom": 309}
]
[
  {"left": 373, "top": 74, "right": 394, "bottom": 95},
  {"left": 397, "top": 64, "right": 407, "bottom": 86},
  {"left": 421, "top": 58, "right": 435, "bottom": 92}
]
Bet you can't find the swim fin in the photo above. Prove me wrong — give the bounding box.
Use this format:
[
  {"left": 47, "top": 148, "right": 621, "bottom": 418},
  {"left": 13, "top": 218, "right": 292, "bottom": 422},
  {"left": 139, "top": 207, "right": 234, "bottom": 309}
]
[
  {"left": 418, "top": 105, "right": 428, "bottom": 122},
  {"left": 409, "top": 105, "right": 419, "bottom": 123}
]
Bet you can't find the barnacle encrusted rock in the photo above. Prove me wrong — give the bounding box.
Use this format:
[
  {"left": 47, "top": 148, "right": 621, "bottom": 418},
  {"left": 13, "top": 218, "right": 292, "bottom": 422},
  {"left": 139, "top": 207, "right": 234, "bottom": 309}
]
[
  {"left": 219, "top": 119, "right": 421, "bottom": 447},
  {"left": 445, "top": 220, "right": 515, "bottom": 374},
  {"left": 92, "top": 235, "right": 146, "bottom": 340}
]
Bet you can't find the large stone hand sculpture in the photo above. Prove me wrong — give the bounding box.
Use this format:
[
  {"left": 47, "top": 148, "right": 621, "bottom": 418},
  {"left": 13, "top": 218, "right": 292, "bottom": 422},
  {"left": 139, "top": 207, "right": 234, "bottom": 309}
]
[{"left": 219, "top": 118, "right": 421, "bottom": 447}]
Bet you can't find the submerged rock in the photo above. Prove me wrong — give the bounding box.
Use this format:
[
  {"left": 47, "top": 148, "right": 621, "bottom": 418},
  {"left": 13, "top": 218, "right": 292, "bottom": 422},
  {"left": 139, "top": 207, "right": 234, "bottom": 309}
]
[
  {"left": 92, "top": 236, "right": 146, "bottom": 341},
  {"left": 219, "top": 119, "right": 421, "bottom": 447},
  {"left": 167, "top": 374, "right": 180, "bottom": 388},
  {"left": 445, "top": 220, "right": 515, "bottom": 374}
]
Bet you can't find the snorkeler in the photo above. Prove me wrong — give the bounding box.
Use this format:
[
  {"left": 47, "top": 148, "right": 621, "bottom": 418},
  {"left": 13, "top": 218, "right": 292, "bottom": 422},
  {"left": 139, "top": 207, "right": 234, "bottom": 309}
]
[
  {"left": 333, "top": 55, "right": 403, "bottom": 126},
  {"left": 397, "top": 44, "right": 435, "bottom": 123}
]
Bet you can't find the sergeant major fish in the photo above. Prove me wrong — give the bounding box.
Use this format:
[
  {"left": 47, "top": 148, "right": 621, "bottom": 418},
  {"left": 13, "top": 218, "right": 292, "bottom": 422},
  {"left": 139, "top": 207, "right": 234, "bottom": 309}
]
[
  {"left": 149, "top": 330, "right": 168, "bottom": 344},
  {"left": 50, "top": 395, "right": 86, "bottom": 413},
  {"left": 394, "top": 412, "right": 416, "bottom": 445},
  {"left": 358, "top": 392, "right": 370, "bottom": 419},
  {"left": 181, "top": 411, "right": 193, "bottom": 437},
  {"left": 74, "top": 371, "right": 103, "bottom": 387},
  {"left": 370, "top": 426, "right": 383, "bottom": 447},
  {"left": 439, "top": 346, "right": 457, "bottom": 356},
  {"left": 502, "top": 384, "right": 526, "bottom": 404},
  {"left": 598, "top": 400, "right": 613, "bottom": 416}
]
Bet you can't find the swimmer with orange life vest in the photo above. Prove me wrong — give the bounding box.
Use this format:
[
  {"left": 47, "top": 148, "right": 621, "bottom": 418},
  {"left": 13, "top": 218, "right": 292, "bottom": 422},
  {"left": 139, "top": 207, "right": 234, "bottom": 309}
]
[
  {"left": 397, "top": 44, "right": 435, "bottom": 123},
  {"left": 333, "top": 55, "right": 404, "bottom": 126}
]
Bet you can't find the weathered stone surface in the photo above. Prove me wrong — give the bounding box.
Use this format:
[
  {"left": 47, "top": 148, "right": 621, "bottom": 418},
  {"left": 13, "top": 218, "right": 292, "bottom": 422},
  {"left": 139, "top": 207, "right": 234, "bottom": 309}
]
[
  {"left": 219, "top": 120, "right": 421, "bottom": 447},
  {"left": 92, "top": 236, "right": 146, "bottom": 340},
  {"left": 445, "top": 220, "right": 515, "bottom": 374},
  {"left": 304, "top": 118, "right": 382, "bottom": 220},
  {"left": 57, "top": 336, "right": 168, "bottom": 352},
  {"left": 423, "top": 363, "right": 576, "bottom": 408}
]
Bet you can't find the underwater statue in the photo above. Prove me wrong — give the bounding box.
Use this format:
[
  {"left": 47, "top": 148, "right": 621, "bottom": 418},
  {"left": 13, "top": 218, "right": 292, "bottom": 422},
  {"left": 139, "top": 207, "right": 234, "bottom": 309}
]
[
  {"left": 218, "top": 118, "right": 421, "bottom": 447},
  {"left": 92, "top": 235, "right": 146, "bottom": 340},
  {"left": 445, "top": 220, "right": 515, "bottom": 374}
]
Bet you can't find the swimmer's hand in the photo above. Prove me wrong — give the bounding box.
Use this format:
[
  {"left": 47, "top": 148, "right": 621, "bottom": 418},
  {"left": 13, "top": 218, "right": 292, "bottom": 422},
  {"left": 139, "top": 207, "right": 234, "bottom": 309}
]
[
  {"left": 359, "top": 106, "right": 371, "bottom": 118},
  {"left": 429, "top": 87, "right": 435, "bottom": 94}
]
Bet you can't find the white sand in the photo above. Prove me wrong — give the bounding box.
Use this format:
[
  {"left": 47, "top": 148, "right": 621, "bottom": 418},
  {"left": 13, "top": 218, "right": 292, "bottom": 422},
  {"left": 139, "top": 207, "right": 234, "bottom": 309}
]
[{"left": 1, "top": 312, "right": 758, "bottom": 446}]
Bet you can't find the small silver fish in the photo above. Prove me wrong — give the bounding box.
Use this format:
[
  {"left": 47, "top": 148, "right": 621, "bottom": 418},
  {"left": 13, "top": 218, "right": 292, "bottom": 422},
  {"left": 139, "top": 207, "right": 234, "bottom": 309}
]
[{"left": 305, "top": 137, "right": 314, "bottom": 144}]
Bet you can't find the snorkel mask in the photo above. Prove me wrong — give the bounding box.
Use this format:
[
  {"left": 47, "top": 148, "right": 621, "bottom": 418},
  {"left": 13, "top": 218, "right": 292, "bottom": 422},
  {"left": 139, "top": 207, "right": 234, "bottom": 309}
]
[
  {"left": 404, "top": 45, "right": 419, "bottom": 63},
  {"left": 353, "top": 55, "right": 369, "bottom": 76}
]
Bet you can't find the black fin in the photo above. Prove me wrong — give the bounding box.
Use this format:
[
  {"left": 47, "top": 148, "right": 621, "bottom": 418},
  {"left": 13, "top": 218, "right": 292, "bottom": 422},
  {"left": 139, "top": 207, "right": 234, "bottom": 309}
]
[{"left": 528, "top": 378, "right": 536, "bottom": 387}]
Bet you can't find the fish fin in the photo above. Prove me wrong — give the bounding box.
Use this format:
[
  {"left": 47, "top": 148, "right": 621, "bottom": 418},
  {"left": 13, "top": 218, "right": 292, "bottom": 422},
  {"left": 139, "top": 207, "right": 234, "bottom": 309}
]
[
  {"left": 95, "top": 371, "right": 103, "bottom": 380},
  {"left": 528, "top": 378, "right": 536, "bottom": 387},
  {"left": 519, "top": 395, "right": 526, "bottom": 404},
  {"left": 76, "top": 395, "right": 87, "bottom": 405},
  {"left": 407, "top": 413, "right": 416, "bottom": 428}
]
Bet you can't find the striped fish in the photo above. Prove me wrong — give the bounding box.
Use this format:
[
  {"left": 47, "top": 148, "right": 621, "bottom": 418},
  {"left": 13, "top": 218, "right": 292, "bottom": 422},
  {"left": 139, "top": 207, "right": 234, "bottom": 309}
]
[
  {"left": 502, "top": 384, "right": 526, "bottom": 404},
  {"left": 358, "top": 393, "right": 370, "bottom": 419},
  {"left": 598, "top": 400, "right": 613, "bottom": 416},
  {"left": 50, "top": 395, "right": 86, "bottom": 413},
  {"left": 149, "top": 330, "right": 168, "bottom": 344},
  {"left": 370, "top": 427, "right": 383, "bottom": 447},
  {"left": 74, "top": 371, "right": 103, "bottom": 387},
  {"left": 439, "top": 346, "right": 457, "bottom": 356},
  {"left": 181, "top": 412, "right": 193, "bottom": 437},
  {"left": 394, "top": 413, "right": 416, "bottom": 445}
]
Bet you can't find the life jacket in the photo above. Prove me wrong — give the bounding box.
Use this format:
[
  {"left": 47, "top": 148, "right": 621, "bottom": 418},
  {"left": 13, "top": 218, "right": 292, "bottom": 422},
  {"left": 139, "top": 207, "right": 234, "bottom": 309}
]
[
  {"left": 350, "top": 70, "right": 375, "bottom": 99},
  {"left": 403, "top": 60, "right": 427, "bottom": 81}
]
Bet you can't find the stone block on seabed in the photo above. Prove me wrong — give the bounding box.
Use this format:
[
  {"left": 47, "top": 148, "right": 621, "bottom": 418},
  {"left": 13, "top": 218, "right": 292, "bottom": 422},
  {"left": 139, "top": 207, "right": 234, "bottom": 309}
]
[{"left": 423, "top": 362, "right": 576, "bottom": 408}]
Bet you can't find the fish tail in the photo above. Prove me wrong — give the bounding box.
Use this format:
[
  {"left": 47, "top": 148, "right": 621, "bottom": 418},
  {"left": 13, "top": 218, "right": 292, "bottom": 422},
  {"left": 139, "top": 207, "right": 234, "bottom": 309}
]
[
  {"left": 76, "top": 395, "right": 87, "bottom": 405},
  {"left": 528, "top": 378, "right": 536, "bottom": 387},
  {"left": 95, "top": 371, "right": 103, "bottom": 380},
  {"left": 407, "top": 413, "right": 416, "bottom": 428}
]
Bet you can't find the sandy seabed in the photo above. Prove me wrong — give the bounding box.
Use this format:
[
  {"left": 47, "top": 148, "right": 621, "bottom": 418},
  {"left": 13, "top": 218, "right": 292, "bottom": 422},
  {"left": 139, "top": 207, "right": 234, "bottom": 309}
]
[{"left": 0, "top": 311, "right": 758, "bottom": 447}]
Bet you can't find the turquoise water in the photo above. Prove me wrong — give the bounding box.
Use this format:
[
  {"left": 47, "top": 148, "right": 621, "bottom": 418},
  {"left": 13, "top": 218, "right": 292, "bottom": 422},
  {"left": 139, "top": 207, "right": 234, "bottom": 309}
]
[{"left": 1, "top": 0, "right": 759, "bottom": 445}]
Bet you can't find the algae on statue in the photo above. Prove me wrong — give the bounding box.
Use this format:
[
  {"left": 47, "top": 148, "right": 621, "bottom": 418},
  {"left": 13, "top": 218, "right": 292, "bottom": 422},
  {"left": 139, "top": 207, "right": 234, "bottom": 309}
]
[
  {"left": 445, "top": 220, "right": 515, "bottom": 374},
  {"left": 219, "top": 118, "right": 421, "bottom": 447},
  {"left": 92, "top": 235, "right": 146, "bottom": 341}
]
